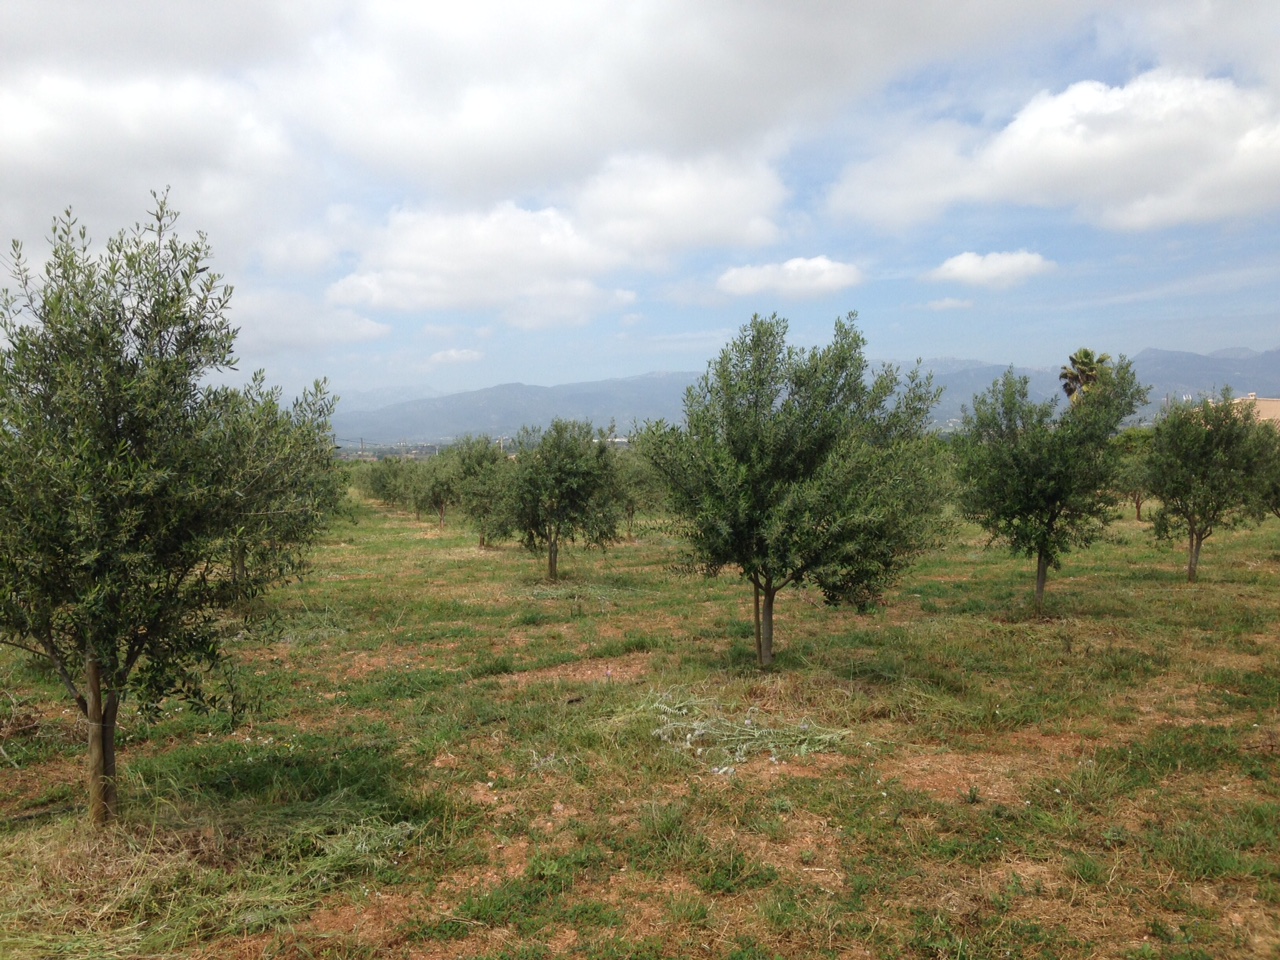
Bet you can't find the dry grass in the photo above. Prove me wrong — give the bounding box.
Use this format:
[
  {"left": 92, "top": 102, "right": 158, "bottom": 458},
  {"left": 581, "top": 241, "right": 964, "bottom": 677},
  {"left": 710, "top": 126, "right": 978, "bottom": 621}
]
[{"left": 1, "top": 497, "right": 1278, "bottom": 958}]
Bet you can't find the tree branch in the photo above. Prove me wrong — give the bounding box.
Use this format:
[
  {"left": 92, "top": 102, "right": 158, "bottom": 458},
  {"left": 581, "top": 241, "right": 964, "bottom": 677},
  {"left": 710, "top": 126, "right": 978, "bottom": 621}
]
[{"left": 0, "top": 636, "right": 45, "bottom": 658}]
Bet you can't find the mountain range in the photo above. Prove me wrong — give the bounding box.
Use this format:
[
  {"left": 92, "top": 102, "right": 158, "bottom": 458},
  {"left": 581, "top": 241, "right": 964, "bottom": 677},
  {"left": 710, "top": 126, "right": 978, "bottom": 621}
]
[{"left": 330, "top": 347, "right": 1280, "bottom": 447}]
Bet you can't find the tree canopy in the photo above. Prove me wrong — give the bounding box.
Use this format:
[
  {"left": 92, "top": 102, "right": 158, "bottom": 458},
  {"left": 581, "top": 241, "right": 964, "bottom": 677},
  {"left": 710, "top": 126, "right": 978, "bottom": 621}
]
[
  {"left": 1111, "top": 427, "right": 1154, "bottom": 521},
  {"left": 1147, "top": 390, "right": 1279, "bottom": 582},
  {"left": 956, "top": 358, "right": 1146, "bottom": 612},
  {"left": 0, "top": 200, "right": 342, "bottom": 824},
  {"left": 507, "top": 419, "right": 620, "bottom": 580},
  {"left": 451, "top": 435, "right": 513, "bottom": 547},
  {"left": 641, "top": 313, "right": 946, "bottom": 667},
  {"left": 615, "top": 446, "right": 666, "bottom": 539},
  {"left": 1059, "top": 347, "right": 1112, "bottom": 404}
]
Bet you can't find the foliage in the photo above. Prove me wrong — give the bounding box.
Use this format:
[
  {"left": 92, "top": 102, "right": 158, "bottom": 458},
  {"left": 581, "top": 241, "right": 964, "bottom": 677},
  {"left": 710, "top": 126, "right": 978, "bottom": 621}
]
[
  {"left": 506, "top": 419, "right": 620, "bottom": 579},
  {"left": 614, "top": 447, "right": 666, "bottom": 537},
  {"left": 362, "top": 454, "right": 458, "bottom": 527},
  {"left": 412, "top": 454, "right": 460, "bottom": 529},
  {"left": 451, "top": 435, "right": 514, "bottom": 546},
  {"left": 1111, "top": 427, "right": 1153, "bottom": 521},
  {"left": 955, "top": 359, "right": 1146, "bottom": 611},
  {"left": 1147, "top": 390, "right": 1280, "bottom": 582},
  {"left": 640, "top": 312, "right": 946, "bottom": 666},
  {"left": 364, "top": 456, "right": 412, "bottom": 513},
  {"left": 0, "top": 200, "right": 341, "bottom": 823},
  {"left": 357, "top": 456, "right": 390, "bottom": 501},
  {"left": 1059, "top": 347, "right": 1112, "bottom": 403}
]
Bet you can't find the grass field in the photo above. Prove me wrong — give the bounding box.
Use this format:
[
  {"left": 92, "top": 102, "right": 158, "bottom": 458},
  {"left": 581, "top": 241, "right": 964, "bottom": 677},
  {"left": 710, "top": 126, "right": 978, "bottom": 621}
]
[{"left": 2, "top": 494, "right": 1278, "bottom": 959}]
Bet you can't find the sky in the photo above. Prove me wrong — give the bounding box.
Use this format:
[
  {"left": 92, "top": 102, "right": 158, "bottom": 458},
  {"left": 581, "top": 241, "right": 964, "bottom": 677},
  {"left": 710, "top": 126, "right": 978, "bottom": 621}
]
[{"left": 3, "top": 1, "right": 1280, "bottom": 401}]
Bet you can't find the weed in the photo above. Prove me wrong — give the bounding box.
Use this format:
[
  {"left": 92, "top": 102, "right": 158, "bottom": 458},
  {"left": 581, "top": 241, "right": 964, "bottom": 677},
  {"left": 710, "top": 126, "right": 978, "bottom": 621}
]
[
  {"left": 1067, "top": 852, "right": 1107, "bottom": 885},
  {"left": 665, "top": 893, "right": 709, "bottom": 926},
  {"left": 695, "top": 849, "right": 777, "bottom": 895},
  {"left": 725, "top": 937, "right": 784, "bottom": 960}
]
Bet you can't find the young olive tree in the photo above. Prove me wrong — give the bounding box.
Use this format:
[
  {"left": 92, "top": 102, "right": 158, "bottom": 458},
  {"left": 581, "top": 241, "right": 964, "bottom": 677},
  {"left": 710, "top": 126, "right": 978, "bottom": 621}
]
[
  {"left": 364, "top": 455, "right": 408, "bottom": 508},
  {"left": 507, "top": 419, "right": 620, "bottom": 579},
  {"left": 451, "top": 435, "right": 513, "bottom": 546},
  {"left": 1147, "top": 390, "right": 1279, "bottom": 582},
  {"left": 955, "top": 360, "right": 1146, "bottom": 613},
  {"left": 212, "top": 373, "right": 345, "bottom": 593},
  {"left": 1112, "top": 427, "right": 1153, "bottom": 521},
  {"left": 411, "top": 454, "right": 459, "bottom": 530},
  {"left": 0, "top": 202, "right": 341, "bottom": 825},
  {"left": 640, "top": 313, "right": 946, "bottom": 668},
  {"left": 615, "top": 445, "right": 666, "bottom": 538}
]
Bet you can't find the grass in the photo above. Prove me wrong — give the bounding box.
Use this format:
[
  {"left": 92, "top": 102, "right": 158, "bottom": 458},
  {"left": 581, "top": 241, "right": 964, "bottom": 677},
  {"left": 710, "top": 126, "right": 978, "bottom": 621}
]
[{"left": 1, "top": 497, "right": 1278, "bottom": 957}]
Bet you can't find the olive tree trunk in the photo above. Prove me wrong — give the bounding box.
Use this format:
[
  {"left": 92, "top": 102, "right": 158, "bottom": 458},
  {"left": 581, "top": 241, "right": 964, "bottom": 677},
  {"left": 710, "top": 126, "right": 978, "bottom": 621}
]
[
  {"left": 753, "top": 581, "right": 761, "bottom": 664},
  {"left": 751, "top": 575, "right": 778, "bottom": 668},
  {"left": 760, "top": 586, "right": 776, "bottom": 667},
  {"left": 86, "top": 655, "right": 119, "bottom": 825},
  {"left": 1034, "top": 550, "right": 1050, "bottom": 615},
  {"left": 1187, "top": 529, "right": 1207, "bottom": 583}
]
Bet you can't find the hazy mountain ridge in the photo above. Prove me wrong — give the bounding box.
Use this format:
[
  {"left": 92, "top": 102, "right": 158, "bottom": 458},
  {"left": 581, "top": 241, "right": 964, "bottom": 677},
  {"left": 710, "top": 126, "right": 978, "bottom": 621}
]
[
  {"left": 331, "top": 348, "right": 1280, "bottom": 446},
  {"left": 1130, "top": 347, "right": 1280, "bottom": 402},
  {"left": 332, "top": 372, "right": 700, "bottom": 446}
]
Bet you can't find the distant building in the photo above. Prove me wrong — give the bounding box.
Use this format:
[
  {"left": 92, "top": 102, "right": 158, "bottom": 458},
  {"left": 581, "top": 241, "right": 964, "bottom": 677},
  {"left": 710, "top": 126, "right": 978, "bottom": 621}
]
[{"left": 1236, "top": 393, "right": 1280, "bottom": 424}]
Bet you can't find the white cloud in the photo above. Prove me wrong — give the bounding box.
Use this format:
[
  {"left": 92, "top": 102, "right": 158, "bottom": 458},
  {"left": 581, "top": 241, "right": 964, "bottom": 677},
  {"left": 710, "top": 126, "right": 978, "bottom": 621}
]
[
  {"left": 574, "top": 154, "right": 785, "bottom": 258},
  {"left": 0, "top": 1, "right": 323, "bottom": 77},
  {"left": 7, "top": 0, "right": 1280, "bottom": 392},
  {"left": 326, "top": 202, "right": 624, "bottom": 326},
  {"left": 926, "top": 251, "right": 1054, "bottom": 288},
  {"left": 927, "top": 297, "right": 975, "bottom": 310},
  {"left": 265, "top": 1, "right": 1090, "bottom": 198},
  {"left": 232, "top": 289, "right": 391, "bottom": 354},
  {"left": 833, "top": 70, "right": 1280, "bottom": 230},
  {"left": 429, "top": 348, "right": 483, "bottom": 364},
  {"left": 501, "top": 280, "right": 635, "bottom": 330},
  {"left": 0, "top": 72, "right": 296, "bottom": 264},
  {"left": 1105, "top": 1, "right": 1280, "bottom": 92},
  {"left": 716, "top": 256, "right": 863, "bottom": 297}
]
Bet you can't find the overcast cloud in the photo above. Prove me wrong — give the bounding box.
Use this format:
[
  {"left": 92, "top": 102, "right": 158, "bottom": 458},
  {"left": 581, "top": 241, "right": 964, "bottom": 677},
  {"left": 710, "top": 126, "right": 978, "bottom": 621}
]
[{"left": 2, "top": 1, "right": 1279, "bottom": 402}]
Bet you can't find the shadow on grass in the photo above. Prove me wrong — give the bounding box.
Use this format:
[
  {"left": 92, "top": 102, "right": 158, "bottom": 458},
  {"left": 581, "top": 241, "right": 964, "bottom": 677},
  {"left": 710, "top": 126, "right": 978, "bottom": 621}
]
[
  {"left": 129, "top": 736, "right": 480, "bottom": 887},
  {"left": 128, "top": 734, "right": 464, "bottom": 828}
]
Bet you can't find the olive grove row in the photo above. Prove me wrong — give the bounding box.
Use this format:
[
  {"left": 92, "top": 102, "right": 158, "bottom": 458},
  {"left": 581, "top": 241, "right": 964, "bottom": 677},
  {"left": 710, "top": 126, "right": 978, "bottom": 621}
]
[
  {"left": 358, "top": 316, "right": 1280, "bottom": 662},
  {"left": 2, "top": 200, "right": 1277, "bottom": 827}
]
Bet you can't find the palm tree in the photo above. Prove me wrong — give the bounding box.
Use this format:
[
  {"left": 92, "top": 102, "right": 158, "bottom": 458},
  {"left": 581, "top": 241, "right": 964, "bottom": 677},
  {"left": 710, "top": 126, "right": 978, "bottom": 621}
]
[{"left": 1060, "top": 348, "right": 1112, "bottom": 403}]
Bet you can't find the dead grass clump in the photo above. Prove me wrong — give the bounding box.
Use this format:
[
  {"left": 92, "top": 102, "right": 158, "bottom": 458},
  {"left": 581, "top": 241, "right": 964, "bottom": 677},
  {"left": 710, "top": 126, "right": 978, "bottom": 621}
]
[
  {"left": 877, "top": 748, "right": 1031, "bottom": 805},
  {"left": 500, "top": 651, "right": 652, "bottom": 689}
]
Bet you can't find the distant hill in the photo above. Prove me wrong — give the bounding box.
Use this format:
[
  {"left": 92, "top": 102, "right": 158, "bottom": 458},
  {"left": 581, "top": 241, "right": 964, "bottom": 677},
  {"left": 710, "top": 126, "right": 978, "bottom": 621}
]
[
  {"left": 1130, "top": 347, "right": 1280, "bottom": 404},
  {"left": 336, "top": 385, "right": 441, "bottom": 413},
  {"left": 331, "top": 372, "right": 700, "bottom": 446},
  {"left": 331, "top": 348, "right": 1280, "bottom": 446}
]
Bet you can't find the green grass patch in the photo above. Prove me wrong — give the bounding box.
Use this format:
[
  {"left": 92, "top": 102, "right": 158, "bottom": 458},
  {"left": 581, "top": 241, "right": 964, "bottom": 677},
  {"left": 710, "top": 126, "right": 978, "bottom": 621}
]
[{"left": 4, "top": 507, "right": 1280, "bottom": 958}]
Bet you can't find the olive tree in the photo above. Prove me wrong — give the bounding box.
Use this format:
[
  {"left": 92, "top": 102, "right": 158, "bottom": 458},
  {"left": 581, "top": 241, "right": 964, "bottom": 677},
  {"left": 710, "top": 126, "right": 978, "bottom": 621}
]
[
  {"left": 1147, "top": 390, "right": 1279, "bottom": 582},
  {"left": 955, "top": 359, "right": 1146, "bottom": 612},
  {"left": 615, "top": 445, "right": 666, "bottom": 538},
  {"left": 0, "top": 202, "right": 342, "bottom": 825},
  {"left": 411, "top": 455, "right": 459, "bottom": 530},
  {"left": 451, "top": 435, "right": 513, "bottom": 546},
  {"left": 507, "top": 419, "right": 620, "bottom": 579},
  {"left": 365, "top": 455, "right": 409, "bottom": 508},
  {"left": 1112, "top": 427, "right": 1153, "bottom": 521},
  {"left": 640, "top": 313, "right": 946, "bottom": 668}
]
